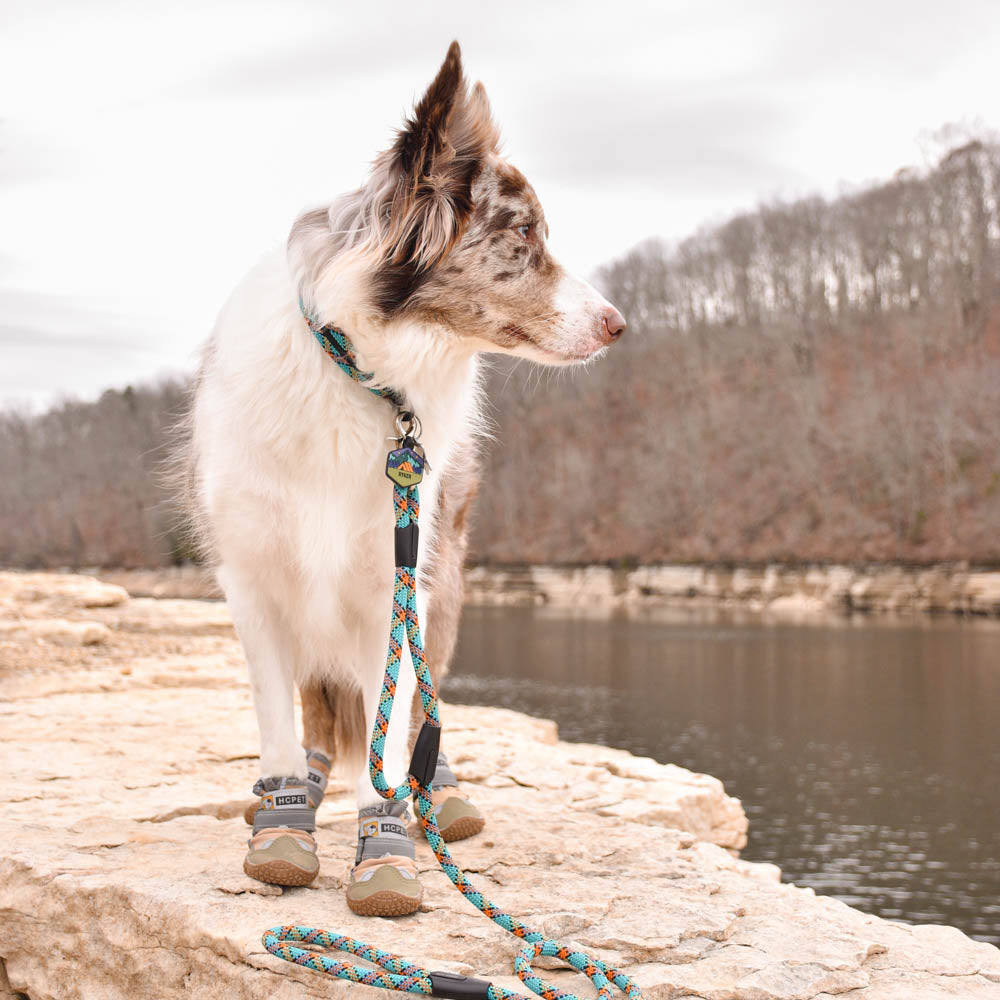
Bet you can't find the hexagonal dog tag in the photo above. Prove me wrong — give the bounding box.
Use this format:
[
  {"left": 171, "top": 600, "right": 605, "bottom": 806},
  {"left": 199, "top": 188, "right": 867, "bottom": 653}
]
[{"left": 385, "top": 446, "right": 425, "bottom": 488}]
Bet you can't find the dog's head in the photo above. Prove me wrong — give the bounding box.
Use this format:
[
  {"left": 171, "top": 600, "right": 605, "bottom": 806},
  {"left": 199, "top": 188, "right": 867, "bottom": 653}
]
[{"left": 307, "top": 42, "right": 625, "bottom": 365}]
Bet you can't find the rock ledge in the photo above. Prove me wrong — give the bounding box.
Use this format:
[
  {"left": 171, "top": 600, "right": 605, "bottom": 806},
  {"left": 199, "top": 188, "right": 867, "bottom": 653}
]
[{"left": 1, "top": 573, "right": 998, "bottom": 1000}]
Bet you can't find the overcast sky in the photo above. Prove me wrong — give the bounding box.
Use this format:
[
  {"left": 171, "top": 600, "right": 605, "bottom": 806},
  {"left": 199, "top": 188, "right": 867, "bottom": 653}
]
[{"left": 3, "top": 0, "right": 1000, "bottom": 407}]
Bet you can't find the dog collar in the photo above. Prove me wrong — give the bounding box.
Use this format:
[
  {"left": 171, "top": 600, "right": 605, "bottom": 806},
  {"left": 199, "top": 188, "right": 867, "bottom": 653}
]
[
  {"left": 300, "top": 301, "right": 406, "bottom": 409},
  {"left": 299, "top": 300, "right": 428, "bottom": 492}
]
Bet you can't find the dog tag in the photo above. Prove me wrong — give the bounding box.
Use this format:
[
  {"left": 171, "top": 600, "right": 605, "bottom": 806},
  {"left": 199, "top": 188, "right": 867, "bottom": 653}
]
[{"left": 386, "top": 446, "right": 425, "bottom": 488}]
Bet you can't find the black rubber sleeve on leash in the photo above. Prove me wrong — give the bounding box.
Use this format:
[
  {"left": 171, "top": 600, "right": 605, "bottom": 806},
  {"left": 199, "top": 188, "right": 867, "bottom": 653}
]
[
  {"left": 429, "top": 971, "right": 493, "bottom": 1000},
  {"left": 395, "top": 522, "right": 419, "bottom": 567},
  {"left": 409, "top": 721, "right": 441, "bottom": 787}
]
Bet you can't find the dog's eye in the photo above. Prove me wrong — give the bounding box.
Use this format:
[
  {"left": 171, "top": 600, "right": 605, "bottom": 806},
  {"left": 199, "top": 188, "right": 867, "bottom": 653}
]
[{"left": 516, "top": 224, "right": 532, "bottom": 239}]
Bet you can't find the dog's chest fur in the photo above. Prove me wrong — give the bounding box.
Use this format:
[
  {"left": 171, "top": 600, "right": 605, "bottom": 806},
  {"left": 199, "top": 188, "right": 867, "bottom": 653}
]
[{"left": 191, "top": 250, "right": 481, "bottom": 685}]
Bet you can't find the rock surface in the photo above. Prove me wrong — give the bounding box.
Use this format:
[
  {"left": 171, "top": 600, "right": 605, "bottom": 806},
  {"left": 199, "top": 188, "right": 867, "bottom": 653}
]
[{"left": 1, "top": 571, "right": 998, "bottom": 1000}]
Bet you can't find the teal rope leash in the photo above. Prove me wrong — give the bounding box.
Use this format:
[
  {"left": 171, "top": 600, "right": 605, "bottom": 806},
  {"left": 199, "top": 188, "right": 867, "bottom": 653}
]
[{"left": 263, "top": 313, "right": 644, "bottom": 1000}]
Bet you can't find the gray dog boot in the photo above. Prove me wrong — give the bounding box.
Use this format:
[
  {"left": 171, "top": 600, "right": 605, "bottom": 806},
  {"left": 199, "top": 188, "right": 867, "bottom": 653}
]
[
  {"left": 346, "top": 801, "right": 423, "bottom": 917},
  {"left": 244, "top": 776, "right": 319, "bottom": 887},
  {"left": 244, "top": 748, "right": 331, "bottom": 825},
  {"left": 305, "top": 748, "right": 332, "bottom": 807},
  {"left": 419, "top": 752, "right": 485, "bottom": 842}
]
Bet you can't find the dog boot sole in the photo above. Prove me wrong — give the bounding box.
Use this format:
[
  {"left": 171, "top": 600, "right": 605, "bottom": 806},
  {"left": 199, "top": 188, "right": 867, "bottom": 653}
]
[
  {"left": 438, "top": 812, "right": 486, "bottom": 842},
  {"left": 243, "top": 856, "right": 318, "bottom": 887},
  {"left": 244, "top": 832, "right": 319, "bottom": 887},
  {"left": 346, "top": 862, "right": 422, "bottom": 917},
  {"left": 346, "top": 889, "right": 422, "bottom": 917}
]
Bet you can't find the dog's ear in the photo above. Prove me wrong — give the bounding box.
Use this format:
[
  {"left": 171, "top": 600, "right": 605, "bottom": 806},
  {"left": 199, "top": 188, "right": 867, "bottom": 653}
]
[
  {"left": 373, "top": 42, "right": 499, "bottom": 312},
  {"left": 393, "top": 41, "right": 466, "bottom": 193}
]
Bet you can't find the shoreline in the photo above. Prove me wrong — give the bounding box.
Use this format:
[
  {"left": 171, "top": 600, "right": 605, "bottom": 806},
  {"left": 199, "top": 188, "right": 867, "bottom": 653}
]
[
  {"left": 471, "top": 563, "right": 1000, "bottom": 617},
  {"left": 85, "top": 562, "right": 1000, "bottom": 618}
]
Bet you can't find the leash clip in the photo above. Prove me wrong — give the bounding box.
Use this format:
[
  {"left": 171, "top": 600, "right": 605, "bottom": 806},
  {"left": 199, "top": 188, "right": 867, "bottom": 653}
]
[
  {"left": 393, "top": 410, "right": 422, "bottom": 445},
  {"left": 386, "top": 409, "right": 431, "bottom": 488},
  {"left": 392, "top": 410, "right": 429, "bottom": 467}
]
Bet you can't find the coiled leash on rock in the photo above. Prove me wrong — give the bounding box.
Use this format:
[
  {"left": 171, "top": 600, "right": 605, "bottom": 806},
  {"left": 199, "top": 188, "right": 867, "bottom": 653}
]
[{"left": 263, "top": 312, "right": 644, "bottom": 1000}]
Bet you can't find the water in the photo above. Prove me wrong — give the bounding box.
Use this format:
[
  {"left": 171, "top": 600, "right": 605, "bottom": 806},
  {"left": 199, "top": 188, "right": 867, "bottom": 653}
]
[{"left": 443, "top": 605, "right": 1000, "bottom": 945}]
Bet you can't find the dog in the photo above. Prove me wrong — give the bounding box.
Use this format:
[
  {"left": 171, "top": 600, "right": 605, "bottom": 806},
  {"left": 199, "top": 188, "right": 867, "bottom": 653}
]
[{"left": 182, "top": 41, "right": 625, "bottom": 916}]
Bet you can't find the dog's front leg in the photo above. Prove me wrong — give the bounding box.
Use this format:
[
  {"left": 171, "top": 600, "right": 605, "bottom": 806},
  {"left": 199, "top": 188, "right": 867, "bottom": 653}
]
[
  {"left": 220, "top": 567, "right": 320, "bottom": 887},
  {"left": 220, "top": 568, "right": 306, "bottom": 779}
]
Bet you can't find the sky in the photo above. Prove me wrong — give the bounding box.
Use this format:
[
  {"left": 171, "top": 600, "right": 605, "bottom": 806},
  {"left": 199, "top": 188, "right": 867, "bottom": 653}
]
[{"left": 3, "top": 0, "right": 1000, "bottom": 407}]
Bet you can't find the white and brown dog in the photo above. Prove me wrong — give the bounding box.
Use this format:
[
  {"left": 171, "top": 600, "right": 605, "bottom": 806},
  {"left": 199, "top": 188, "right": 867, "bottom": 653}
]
[{"left": 183, "top": 41, "right": 625, "bottom": 916}]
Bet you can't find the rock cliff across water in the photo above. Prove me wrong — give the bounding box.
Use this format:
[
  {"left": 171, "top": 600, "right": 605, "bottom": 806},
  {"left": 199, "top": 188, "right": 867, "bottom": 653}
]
[
  {"left": 99, "top": 563, "right": 1000, "bottom": 617},
  {"left": 464, "top": 565, "right": 1000, "bottom": 617},
  {"left": 1, "top": 572, "right": 998, "bottom": 999}
]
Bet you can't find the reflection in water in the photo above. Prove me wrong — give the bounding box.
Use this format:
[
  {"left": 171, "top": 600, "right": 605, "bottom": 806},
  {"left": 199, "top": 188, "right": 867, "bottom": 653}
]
[{"left": 444, "top": 606, "right": 1000, "bottom": 945}]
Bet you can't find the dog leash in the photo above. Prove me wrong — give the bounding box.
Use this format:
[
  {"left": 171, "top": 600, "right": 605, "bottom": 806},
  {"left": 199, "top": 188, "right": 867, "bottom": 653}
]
[{"left": 262, "top": 311, "right": 644, "bottom": 1000}]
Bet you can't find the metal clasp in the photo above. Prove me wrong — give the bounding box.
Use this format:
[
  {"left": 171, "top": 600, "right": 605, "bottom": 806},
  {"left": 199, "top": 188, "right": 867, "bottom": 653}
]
[
  {"left": 394, "top": 410, "right": 422, "bottom": 443},
  {"left": 387, "top": 409, "right": 430, "bottom": 470}
]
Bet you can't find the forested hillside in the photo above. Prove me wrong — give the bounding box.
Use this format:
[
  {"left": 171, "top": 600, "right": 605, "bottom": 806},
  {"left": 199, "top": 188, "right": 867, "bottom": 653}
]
[
  {"left": 474, "top": 138, "right": 1000, "bottom": 563},
  {"left": 3, "top": 138, "right": 999, "bottom": 568},
  {"left": 0, "top": 382, "right": 189, "bottom": 567}
]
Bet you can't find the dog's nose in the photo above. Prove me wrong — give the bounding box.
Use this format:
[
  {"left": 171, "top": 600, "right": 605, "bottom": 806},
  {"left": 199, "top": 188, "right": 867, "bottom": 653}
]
[{"left": 600, "top": 306, "right": 627, "bottom": 344}]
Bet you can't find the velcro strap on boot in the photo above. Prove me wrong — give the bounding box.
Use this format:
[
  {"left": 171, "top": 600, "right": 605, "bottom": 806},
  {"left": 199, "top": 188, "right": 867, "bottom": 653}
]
[
  {"left": 252, "top": 777, "right": 316, "bottom": 833},
  {"left": 305, "top": 749, "right": 331, "bottom": 808},
  {"left": 432, "top": 751, "right": 459, "bottom": 790},
  {"left": 356, "top": 802, "right": 415, "bottom": 865}
]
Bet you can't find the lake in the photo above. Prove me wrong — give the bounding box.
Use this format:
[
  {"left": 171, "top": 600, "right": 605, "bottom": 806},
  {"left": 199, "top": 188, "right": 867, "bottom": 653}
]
[{"left": 443, "top": 605, "right": 1000, "bottom": 945}]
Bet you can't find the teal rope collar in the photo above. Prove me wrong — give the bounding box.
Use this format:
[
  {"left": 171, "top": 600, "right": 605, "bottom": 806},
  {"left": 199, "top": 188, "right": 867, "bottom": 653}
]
[
  {"left": 266, "top": 299, "right": 644, "bottom": 1000},
  {"left": 301, "top": 302, "right": 406, "bottom": 409}
]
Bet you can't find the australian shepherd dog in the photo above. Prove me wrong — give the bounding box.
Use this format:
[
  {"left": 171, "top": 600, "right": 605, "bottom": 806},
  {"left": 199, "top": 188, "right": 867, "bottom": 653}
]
[{"left": 183, "top": 41, "right": 625, "bottom": 916}]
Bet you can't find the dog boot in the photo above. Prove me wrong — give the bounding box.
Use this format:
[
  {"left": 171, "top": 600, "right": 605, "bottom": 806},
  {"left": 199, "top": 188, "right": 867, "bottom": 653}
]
[
  {"left": 243, "top": 777, "right": 319, "bottom": 887},
  {"left": 346, "top": 801, "right": 422, "bottom": 917},
  {"left": 418, "top": 752, "right": 485, "bottom": 842},
  {"left": 244, "top": 748, "right": 331, "bottom": 825},
  {"left": 305, "top": 748, "right": 332, "bottom": 807}
]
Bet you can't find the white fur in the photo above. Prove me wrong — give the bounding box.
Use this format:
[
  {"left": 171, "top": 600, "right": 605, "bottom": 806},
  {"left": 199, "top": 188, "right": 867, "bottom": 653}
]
[{"left": 192, "top": 247, "right": 481, "bottom": 807}]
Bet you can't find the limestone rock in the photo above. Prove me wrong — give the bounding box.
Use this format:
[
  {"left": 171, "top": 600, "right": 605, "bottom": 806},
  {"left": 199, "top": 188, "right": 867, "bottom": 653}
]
[
  {"left": 531, "top": 565, "right": 618, "bottom": 604},
  {"left": 98, "top": 566, "right": 222, "bottom": 600},
  {"left": 0, "top": 617, "right": 111, "bottom": 645},
  {"left": 462, "top": 564, "right": 1000, "bottom": 619},
  {"left": 765, "top": 594, "right": 828, "bottom": 617},
  {"left": 964, "top": 572, "right": 1000, "bottom": 615},
  {"left": 0, "top": 571, "right": 128, "bottom": 611},
  {"left": 0, "top": 572, "right": 998, "bottom": 1000}
]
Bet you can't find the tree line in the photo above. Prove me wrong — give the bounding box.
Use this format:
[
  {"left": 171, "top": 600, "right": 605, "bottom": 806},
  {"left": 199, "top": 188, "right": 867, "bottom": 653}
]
[
  {"left": 2, "top": 135, "right": 999, "bottom": 568},
  {"left": 0, "top": 382, "right": 190, "bottom": 567}
]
